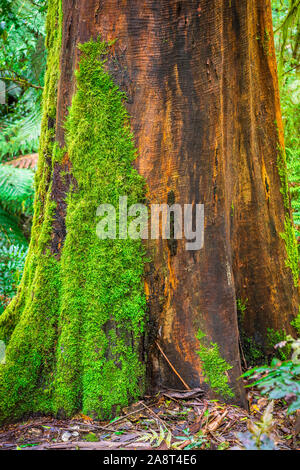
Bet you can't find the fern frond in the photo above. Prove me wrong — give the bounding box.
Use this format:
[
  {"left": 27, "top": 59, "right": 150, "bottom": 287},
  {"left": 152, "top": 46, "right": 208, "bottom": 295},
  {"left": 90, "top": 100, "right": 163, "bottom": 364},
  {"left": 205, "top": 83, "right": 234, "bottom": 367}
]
[
  {"left": 0, "top": 207, "right": 28, "bottom": 247},
  {"left": 0, "top": 164, "right": 34, "bottom": 216},
  {"left": 5, "top": 153, "right": 38, "bottom": 169}
]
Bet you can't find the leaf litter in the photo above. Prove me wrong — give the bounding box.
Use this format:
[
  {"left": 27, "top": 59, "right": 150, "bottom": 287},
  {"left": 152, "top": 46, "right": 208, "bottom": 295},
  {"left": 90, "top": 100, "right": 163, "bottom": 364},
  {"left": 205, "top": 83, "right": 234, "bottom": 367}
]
[{"left": 0, "top": 386, "right": 299, "bottom": 450}]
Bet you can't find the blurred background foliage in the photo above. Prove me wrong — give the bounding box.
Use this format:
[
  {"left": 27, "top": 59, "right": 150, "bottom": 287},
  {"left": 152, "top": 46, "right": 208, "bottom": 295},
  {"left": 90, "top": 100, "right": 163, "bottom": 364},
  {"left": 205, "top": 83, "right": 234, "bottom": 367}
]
[
  {"left": 0, "top": 0, "right": 299, "bottom": 313},
  {"left": 0, "top": 0, "right": 45, "bottom": 312},
  {"left": 273, "top": 0, "right": 300, "bottom": 233}
]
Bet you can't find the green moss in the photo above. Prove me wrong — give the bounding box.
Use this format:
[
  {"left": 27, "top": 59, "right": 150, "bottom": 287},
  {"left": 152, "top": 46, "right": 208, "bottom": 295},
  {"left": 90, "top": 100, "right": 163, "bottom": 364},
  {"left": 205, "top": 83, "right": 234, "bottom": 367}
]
[
  {"left": 196, "top": 330, "right": 234, "bottom": 399},
  {"left": 0, "top": 10, "right": 147, "bottom": 422},
  {"left": 82, "top": 432, "right": 98, "bottom": 442},
  {"left": 277, "top": 146, "right": 299, "bottom": 287},
  {"left": 291, "top": 309, "right": 300, "bottom": 335},
  {"left": 280, "top": 215, "right": 299, "bottom": 287}
]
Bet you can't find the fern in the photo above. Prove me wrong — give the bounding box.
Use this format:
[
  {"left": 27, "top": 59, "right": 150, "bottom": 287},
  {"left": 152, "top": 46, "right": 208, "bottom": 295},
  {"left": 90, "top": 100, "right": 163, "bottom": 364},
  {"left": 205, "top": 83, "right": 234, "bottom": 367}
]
[
  {"left": 0, "top": 207, "right": 28, "bottom": 246},
  {"left": 0, "top": 0, "right": 46, "bottom": 160},
  {"left": 0, "top": 241, "right": 28, "bottom": 313},
  {"left": 0, "top": 164, "right": 34, "bottom": 217},
  {"left": 0, "top": 95, "right": 42, "bottom": 160}
]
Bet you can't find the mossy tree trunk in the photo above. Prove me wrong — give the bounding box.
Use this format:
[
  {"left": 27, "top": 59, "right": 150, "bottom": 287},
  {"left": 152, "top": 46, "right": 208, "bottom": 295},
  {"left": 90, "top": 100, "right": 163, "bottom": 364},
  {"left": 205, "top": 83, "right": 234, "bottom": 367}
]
[{"left": 0, "top": 0, "right": 299, "bottom": 422}]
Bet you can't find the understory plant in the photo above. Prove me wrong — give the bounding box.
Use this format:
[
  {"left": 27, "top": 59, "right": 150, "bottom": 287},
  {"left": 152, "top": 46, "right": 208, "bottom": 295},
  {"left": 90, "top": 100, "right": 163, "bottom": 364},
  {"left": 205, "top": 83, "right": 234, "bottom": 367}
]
[
  {"left": 236, "top": 401, "right": 277, "bottom": 450},
  {"left": 242, "top": 336, "right": 300, "bottom": 415}
]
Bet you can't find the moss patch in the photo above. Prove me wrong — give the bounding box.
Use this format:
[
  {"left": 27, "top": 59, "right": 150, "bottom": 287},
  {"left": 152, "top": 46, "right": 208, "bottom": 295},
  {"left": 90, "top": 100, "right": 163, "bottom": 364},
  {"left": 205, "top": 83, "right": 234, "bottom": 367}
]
[
  {"left": 280, "top": 215, "right": 299, "bottom": 287},
  {"left": 277, "top": 146, "right": 299, "bottom": 287},
  {"left": 291, "top": 309, "right": 300, "bottom": 336},
  {"left": 196, "top": 330, "right": 234, "bottom": 399}
]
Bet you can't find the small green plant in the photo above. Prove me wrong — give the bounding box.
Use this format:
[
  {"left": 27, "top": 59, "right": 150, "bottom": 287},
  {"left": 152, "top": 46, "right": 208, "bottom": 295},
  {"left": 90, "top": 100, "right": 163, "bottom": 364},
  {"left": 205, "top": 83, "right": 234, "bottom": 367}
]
[
  {"left": 291, "top": 311, "right": 300, "bottom": 334},
  {"left": 173, "top": 428, "right": 207, "bottom": 450},
  {"left": 196, "top": 330, "right": 234, "bottom": 398},
  {"left": 237, "top": 298, "right": 248, "bottom": 321},
  {"left": 236, "top": 401, "right": 276, "bottom": 450}
]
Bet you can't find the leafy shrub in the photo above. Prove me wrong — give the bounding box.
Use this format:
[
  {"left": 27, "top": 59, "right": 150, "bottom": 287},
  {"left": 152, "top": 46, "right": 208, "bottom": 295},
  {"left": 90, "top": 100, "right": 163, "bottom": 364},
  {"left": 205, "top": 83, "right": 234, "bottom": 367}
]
[{"left": 243, "top": 336, "right": 300, "bottom": 414}]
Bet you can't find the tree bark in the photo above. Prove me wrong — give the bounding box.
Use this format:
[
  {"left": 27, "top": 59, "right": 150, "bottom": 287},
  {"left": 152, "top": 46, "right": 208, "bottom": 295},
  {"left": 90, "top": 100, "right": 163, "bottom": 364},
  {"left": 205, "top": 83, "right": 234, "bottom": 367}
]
[{"left": 0, "top": 0, "right": 298, "bottom": 422}]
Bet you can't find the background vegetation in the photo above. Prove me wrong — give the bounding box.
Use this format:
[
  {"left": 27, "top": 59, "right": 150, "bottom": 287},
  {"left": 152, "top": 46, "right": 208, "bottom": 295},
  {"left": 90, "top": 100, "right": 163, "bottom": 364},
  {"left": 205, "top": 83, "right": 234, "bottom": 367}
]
[{"left": 0, "top": 0, "right": 45, "bottom": 312}]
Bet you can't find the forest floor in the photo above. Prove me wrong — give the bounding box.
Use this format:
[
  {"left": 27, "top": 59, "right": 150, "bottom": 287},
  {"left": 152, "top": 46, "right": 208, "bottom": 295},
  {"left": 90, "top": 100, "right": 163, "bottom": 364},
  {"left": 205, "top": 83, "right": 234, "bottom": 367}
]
[{"left": 0, "top": 386, "right": 299, "bottom": 451}]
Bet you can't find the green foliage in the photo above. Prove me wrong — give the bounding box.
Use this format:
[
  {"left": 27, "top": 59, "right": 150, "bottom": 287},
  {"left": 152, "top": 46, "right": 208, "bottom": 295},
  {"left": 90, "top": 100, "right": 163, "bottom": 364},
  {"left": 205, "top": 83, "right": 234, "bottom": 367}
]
[
  {"left": 237, "top": 298, "right": 248, "bottom": 320},
  {"left": 173, "top": 428, "right": 207, "bottom": 450},
  {"left": 0, "top": 242, "right": 27, "bottom": 314},
  {"left": 0, "top": 1, "right": 42, "bottom": 315},
  {"left": 280, "top": 215, "right": 299, "bottom": 286},
  {"left": 272, "top": 0, "right": 300, "bottom": 78},
  {"left": 0, "top": 0, "right": 46, "bottom": 160},
  {"left": 243, "top": 337, "right": 300, "bottom": 414},
  {"left": 272, "top": 1, "right": 300, "bottom": 240},
  {"left": 0, "top": 207, "right": 27, "bottom": 246},
  {"left": 0, "top": 163, "right": 33, "bottom": 312},
  {"left": 242, "top": 337, "right": 265, "bottom": 365},
  {"left": 196, "top": 330, "right": 234, "bottom": 398},
  {"left": 0, "top": 164, "right": 34, "bottom": 216},
  {"left": 291, "top": 310, "right": 300, "bottom": 334},
  {"left": 277, "top": 144, "right": 299, "bottom": 285}
]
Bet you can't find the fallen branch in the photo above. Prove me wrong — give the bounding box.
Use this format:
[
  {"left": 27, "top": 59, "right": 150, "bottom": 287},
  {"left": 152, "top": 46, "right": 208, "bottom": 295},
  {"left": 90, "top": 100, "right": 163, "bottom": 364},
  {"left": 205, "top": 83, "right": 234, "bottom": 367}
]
[{"left": 21, "top": 440, "right": 152, "bottom": 450}]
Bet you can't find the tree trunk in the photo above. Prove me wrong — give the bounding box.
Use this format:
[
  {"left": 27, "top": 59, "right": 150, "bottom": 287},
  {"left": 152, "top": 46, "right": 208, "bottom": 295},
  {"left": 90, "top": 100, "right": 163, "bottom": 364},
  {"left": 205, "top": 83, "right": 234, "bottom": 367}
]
[{"left": 0, "top": 0, "right": 298, "bottom": 422}]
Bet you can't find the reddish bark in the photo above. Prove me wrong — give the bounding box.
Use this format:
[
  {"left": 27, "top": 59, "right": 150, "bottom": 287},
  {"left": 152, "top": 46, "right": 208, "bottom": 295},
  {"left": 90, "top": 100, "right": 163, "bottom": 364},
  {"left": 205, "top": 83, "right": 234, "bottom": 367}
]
[{"left": 52, "top": 0, "right": 299, "bottom": 406}]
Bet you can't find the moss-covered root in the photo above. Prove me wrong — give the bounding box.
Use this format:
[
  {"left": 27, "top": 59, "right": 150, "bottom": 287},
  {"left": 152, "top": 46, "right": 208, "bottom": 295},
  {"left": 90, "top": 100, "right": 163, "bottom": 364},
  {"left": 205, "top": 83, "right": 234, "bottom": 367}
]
[
  {"left": 196, "top": 330, "right": 234, "bottom": 399},
  {"left": 0, "top": 34, "right": 147, "bottom": 423}
]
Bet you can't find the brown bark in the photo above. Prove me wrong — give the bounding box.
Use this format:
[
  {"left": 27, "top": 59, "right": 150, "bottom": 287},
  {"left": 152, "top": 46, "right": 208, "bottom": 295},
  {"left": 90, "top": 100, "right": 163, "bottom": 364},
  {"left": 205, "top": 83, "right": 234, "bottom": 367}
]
[{"left": 54, "top": 0, "right": 298, "bottom": 406}]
